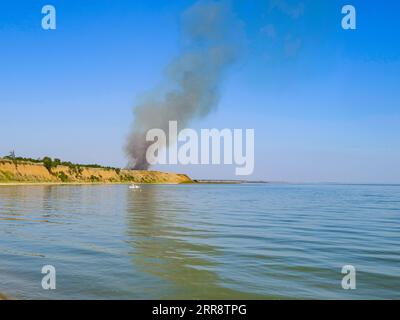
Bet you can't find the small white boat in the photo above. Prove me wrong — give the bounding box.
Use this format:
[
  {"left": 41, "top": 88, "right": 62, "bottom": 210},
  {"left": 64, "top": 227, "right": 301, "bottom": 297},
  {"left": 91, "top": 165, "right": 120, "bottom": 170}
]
[{"left": 129, "top": 184, "right": 140, "bottom": 189}]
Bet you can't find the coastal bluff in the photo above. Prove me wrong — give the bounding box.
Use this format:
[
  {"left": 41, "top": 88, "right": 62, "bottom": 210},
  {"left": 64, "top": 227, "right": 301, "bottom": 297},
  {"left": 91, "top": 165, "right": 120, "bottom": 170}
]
[{"left": 0, "top": 158, "right": 192, "bottom": 184}]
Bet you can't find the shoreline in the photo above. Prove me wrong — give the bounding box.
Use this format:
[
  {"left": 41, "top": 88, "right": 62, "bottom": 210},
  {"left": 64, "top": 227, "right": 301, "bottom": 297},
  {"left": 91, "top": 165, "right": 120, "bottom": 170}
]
[
  {"left": 0, "top": 181, "right": 261, "bottom": 186},
  {"left": 0, "top": 181, "right": 269, "bottom": 186},
  {"left": 0, "top": 181, "right": 195, "bottom": 186}
]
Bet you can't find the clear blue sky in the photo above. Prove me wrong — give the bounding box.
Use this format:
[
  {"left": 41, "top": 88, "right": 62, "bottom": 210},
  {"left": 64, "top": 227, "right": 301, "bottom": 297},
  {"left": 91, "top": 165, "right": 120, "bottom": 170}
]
[{"left": 1, "top": 0, "right": 399, "bottom": 183}]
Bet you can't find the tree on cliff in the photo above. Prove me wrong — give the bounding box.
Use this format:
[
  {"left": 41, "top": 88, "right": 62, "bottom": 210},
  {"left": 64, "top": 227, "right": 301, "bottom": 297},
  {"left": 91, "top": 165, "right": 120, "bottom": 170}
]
[
  {"left": 53, "top": 158, "right": 61, "bottom": 167},
  {"left": 42, "top": 157, "right": 53, "bottom": 173}
]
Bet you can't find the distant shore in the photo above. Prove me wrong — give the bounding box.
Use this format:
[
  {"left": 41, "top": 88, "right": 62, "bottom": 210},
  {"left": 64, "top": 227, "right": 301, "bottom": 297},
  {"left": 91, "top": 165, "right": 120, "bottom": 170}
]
[
  {"left": 0, "top": 157, "right": 271, "bottom": 186},
  {"left": 0, "top": 180, "right": 269, "bottom": 186},
  {"left": 195, "top": 180, "right": 269, "bottom": 184}
]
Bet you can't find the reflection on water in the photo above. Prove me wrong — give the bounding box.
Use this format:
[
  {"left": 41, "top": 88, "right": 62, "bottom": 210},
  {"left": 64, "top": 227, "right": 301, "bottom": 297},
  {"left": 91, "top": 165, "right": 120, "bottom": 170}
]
[
  {"left": 125, "top": 186, "right": 254, "bottom": 299},
  {"left": 0, "top": 184, "right": 399, "bottom": 299}
]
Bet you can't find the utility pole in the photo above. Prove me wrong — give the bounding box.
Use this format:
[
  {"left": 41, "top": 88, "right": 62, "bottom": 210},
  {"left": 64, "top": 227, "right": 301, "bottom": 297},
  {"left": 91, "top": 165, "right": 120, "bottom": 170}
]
[{"left": 9, "top": 150, "right": 18, "bottom": 170}]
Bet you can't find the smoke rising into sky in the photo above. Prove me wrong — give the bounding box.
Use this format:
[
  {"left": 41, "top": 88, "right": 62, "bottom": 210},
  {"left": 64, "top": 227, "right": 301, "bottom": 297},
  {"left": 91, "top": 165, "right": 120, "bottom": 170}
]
[{"left": 126, "top": 0, "right": 242, "bottom": 169}]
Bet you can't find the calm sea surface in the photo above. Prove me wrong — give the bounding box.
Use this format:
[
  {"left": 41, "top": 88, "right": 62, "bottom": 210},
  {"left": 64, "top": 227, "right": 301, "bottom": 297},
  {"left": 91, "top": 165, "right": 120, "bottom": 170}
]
[{"left": 0, "top": 184, "right": 399, "bottom": 299}]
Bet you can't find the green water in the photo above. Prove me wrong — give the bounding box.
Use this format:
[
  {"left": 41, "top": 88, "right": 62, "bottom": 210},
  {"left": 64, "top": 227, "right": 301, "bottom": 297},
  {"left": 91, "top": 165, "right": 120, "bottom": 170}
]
[{"left": 0, "top": 184, "right": 399, "bottom": 299}]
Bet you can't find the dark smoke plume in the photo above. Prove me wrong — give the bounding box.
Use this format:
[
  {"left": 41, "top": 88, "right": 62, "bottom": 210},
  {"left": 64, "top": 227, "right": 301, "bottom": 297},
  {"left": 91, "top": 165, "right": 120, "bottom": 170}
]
[{"left": 126, "top": 0, "right": 242, "bottom": 169}]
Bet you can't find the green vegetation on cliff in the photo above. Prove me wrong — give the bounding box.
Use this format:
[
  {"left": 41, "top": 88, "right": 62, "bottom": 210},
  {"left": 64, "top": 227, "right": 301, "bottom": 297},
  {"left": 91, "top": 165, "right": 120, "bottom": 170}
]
[{"left": 0, "top": 155, "right": 193, "bottom": 184}]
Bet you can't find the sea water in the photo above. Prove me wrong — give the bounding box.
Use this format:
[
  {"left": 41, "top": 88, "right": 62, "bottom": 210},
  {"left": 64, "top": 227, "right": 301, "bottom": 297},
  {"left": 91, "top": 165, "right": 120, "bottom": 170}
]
[{"left": 0, "top": 184, "right": 399, "bottom": 299}]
